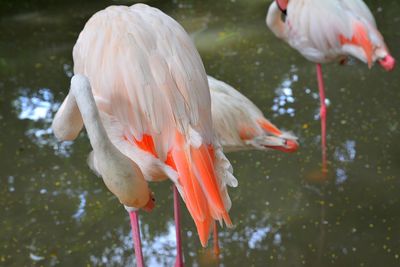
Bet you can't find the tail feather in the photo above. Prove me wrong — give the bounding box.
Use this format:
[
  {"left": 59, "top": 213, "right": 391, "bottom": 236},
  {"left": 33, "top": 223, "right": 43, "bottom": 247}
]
[
  {"left": 169, "top": 130, "right": 232, "bottom": 246},
  {"left": 130, "top": 129, "right": 234, "bottom": 246},
  {"left": 172, "top": 133, "right": 207, "bottom": 222},
  {"left": 191, "top": 145, "right": 226, "bottom": 213}
]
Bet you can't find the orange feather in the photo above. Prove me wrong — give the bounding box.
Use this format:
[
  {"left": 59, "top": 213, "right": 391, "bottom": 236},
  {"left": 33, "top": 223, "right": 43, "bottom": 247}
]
[{"left": 339, "top": 22, "right": 373, "bottom": 67}]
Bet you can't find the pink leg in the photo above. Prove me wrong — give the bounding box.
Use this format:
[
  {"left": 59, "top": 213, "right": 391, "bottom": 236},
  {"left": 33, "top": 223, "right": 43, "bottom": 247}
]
[
  {"left": 129, "top": 211, "right": 145, "bottom": 267},
  {"left": 213, "top": 222, "right": 220, "bottom": 256},
  {"left": 173, "top": 185, "right": 184, "bottom": 267},
  {"left": 316, "top": 64, "right": 328, "bottom": 174}
]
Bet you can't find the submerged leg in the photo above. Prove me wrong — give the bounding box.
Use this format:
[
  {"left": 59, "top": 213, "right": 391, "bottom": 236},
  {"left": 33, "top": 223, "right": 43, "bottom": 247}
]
[
  {"left": 129, "top": 211, "right": 145, "bottom": 267},
  {"left": 173, "top": 185, "right": 184, "bottom": 267},
  {"left": 213, "top": 222, "right": 220, "bottom": 256},
  {"left": 316, "top": 64, "right": 328, "bottom": 174}
]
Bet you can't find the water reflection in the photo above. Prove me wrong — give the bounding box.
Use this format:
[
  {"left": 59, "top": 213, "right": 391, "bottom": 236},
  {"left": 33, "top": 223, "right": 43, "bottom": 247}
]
[
  {"left": 29, "top": 252, "right": 45, "bottom": 262},
  {"left": 13, "top": 87, "right": 73, "bottom": 157},
  {"left": 63, "top": 64, "right": 73, "bottom": 78},
  {"left": 334, "top": 140, "right": 356, "bottom": 163},
  {"left": 271, "top": 65, "right": 298, "bottom": 117},
  {"left": 8, "top": 175, "right": 15, "bottom": 192},
  {"left": 16, "top": 88, "right": 54, "bottom": 121},
  {"left": 248, "top": 226, "right": 270, "bottom": 249},
  {"left": 334, "top": 140, "right": 357, "bottom": 185},
  {"left": 72, "top": 191, "right": 88, "bottom": 220},
  {"left": 89, "top": 222, "right": 177, "bottom": 267}
]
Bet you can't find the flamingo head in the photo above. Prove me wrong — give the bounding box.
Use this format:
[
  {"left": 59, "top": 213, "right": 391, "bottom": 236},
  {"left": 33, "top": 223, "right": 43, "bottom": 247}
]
[
  {"left": 142, "top": 192, "right": 156, "bottom": 212},
  {"left": 256, "top": 119, "right": 299, "bottom": 153},
  {"left": 276, "top": 0, "right": 288, "bottom": 14}
]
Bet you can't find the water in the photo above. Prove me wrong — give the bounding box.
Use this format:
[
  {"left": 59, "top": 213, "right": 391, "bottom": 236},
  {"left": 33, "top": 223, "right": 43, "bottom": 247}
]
[{"left": 1, "top": 0, "right": 400, "bottom": 266}]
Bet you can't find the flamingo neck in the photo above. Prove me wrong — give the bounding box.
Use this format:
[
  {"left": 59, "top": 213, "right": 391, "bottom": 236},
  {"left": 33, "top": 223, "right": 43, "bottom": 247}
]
[
  {"left": 52, "top": 94, "right": 84, "bottom": 141},
  {"left": 69, "top": 75, "right": 113, "bottom": 152}
]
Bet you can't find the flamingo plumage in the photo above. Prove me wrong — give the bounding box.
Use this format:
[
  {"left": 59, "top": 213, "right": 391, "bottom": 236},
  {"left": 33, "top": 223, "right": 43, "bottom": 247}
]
[
  {"left": 267, "top": 0, "right": 395, "bottom": 69},
  {"left": 52, "top": 4, "right": 238, "bottom": 266},
  {"left": 207, "top": 75, "right": 299, "bottom": 255},
  {"left": 208, "top": 76, "right": 298, "bottom": 153},
  {"left": 266, "top": 0, "right": 395, "bottom": 172}
]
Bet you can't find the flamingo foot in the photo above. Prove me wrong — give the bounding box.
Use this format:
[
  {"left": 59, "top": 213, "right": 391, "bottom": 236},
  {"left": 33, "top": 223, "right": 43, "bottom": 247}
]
[
  {"left": 213, "top": 222, "right": 220, "bottom": 256},
  {"left": 173, "top": 185, "right": 184, "bottom": 267},
  {"left": 129, "top": 211, "right": 145, "bottom": 267}
]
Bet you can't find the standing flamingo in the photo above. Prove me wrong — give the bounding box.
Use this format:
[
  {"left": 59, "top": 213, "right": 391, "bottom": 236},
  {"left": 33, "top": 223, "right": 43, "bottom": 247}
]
[
  {"left": 266, "top": 0, "right": 395, "bottom": 172},
  {"left": 208, "top": 75, "right": 299, "bottom": 254},
  {"left": 52, "top": 4, "right": 237, "bottom": 267}
]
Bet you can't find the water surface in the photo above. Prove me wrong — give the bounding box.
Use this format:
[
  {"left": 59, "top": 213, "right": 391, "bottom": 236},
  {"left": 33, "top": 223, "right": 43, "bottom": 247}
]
[{"left": 1, "top": 0, "right": 400, "bottom": 266}]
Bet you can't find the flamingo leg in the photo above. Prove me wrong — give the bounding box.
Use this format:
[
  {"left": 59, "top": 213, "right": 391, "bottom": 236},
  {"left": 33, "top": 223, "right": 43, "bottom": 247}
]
[
  {"left": 213, "top": 222, "right": 220, "bottom": 256},
  {"left": 316, "top": 64, "right": 328, "bottom": 174},
  {"left": 129, "top": 211, "right": 145, "bottom": 267},
  {"left": 173, "top": 185, "right": 184, "bottom": 267}
]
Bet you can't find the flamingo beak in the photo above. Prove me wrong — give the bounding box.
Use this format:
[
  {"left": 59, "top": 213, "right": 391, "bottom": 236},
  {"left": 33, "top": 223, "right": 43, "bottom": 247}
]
[
  {"left": 142, "top": 192, "right": 155, "bottom": 212},
  {"left": 276, "top": 0, "right": 288, "bottom": 15},
  {"left": 264, "top": 138, "right": 299, "bottom": 153},
  {"left": 266, "top": 139, "right": 299, "bottom": 153}
]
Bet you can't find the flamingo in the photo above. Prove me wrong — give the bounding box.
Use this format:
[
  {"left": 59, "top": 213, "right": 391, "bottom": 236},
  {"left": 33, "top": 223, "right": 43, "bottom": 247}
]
[
  {"left": 266, "top": 0, "right": 395, "bottom": 172},
  {"left": 52, "top": 4, "right": 238, "bottom": 267},
  {"left": 208, "top": 75, "right": 298, "bottom": 154},
  {"left": 207, "top": 75, "right": 298, "bottom": 254}
]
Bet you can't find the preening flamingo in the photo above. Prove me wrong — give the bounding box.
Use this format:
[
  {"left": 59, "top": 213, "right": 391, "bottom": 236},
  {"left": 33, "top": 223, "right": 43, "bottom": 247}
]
[
  {"left": 208, "top": 75, "right": 298, "bottom": 153},
  {"left": 52, "top": 4, "right": 237, "bottom": 267},
  {"left": 266, "top": 0, "right": 395, "bottom": 172},
  {"left": 208, "top": 75, "right": 298, "bottom": 254}
]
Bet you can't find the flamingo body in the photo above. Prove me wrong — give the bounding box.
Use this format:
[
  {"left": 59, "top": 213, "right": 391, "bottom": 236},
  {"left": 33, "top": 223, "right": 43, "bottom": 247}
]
[
  {"left": 59, "top": 4, "right": 237, "bottom": 247},
  {"left": 267, "top": 0, "right": 395, "bottom": 70},
  {"left": 208, "top": 76, "right": 298, "bottom": 153}
]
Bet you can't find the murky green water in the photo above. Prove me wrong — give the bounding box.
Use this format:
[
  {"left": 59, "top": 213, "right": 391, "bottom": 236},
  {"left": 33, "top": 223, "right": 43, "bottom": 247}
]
[{"left": 1, "top": 0, "right": 400, "bottom": 266}]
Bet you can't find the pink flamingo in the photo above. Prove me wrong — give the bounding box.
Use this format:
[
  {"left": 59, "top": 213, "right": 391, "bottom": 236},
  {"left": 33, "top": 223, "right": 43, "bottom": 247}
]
[
  {"left": 267, "top": 0, "right": 395, "bottom": 172},
  {"left": 52, "top": 4, "right": 238, "bottom": 267},
  {"left": 208, "top": 75, "right": 298, "bottom": 254},
  {"left": 209, "top": 75, "right": 298, "bottom": 154}
]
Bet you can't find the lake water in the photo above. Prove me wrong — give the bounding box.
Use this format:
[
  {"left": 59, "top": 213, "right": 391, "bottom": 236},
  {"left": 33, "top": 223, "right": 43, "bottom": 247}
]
[{"left": 1, "top": 0, "right": 400, "bottom": 266}]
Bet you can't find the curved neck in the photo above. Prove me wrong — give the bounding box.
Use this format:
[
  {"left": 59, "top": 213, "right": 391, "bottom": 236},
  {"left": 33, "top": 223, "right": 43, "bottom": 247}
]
[
  {"left": 66, "top": 75, "right": 152, "bottom": 209},
  {"left": 52, "top": 93, "right": 83, "bottom": 141},
  {"left": 266, "top": 2, "right": 287, "bottom": 40},
  {"left": 69, "top": 75, "right": 112, "bottom": 152}
]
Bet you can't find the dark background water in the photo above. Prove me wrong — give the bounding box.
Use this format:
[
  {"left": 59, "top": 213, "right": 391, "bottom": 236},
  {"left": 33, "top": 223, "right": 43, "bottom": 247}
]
[{"left": 1, "top": 0, "right": 400, "bottom": 266}]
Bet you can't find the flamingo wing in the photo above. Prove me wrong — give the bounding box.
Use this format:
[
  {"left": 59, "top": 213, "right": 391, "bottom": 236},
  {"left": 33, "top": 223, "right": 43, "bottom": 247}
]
[
  {"left": 338, "top": 0, "right": 376, "bottom": 26},
  {"left": 284, "top": 0, "right": 352, "bottom": 62},
  {"left": 74, "top": 4, "right": 211, "bottom": 158}
]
